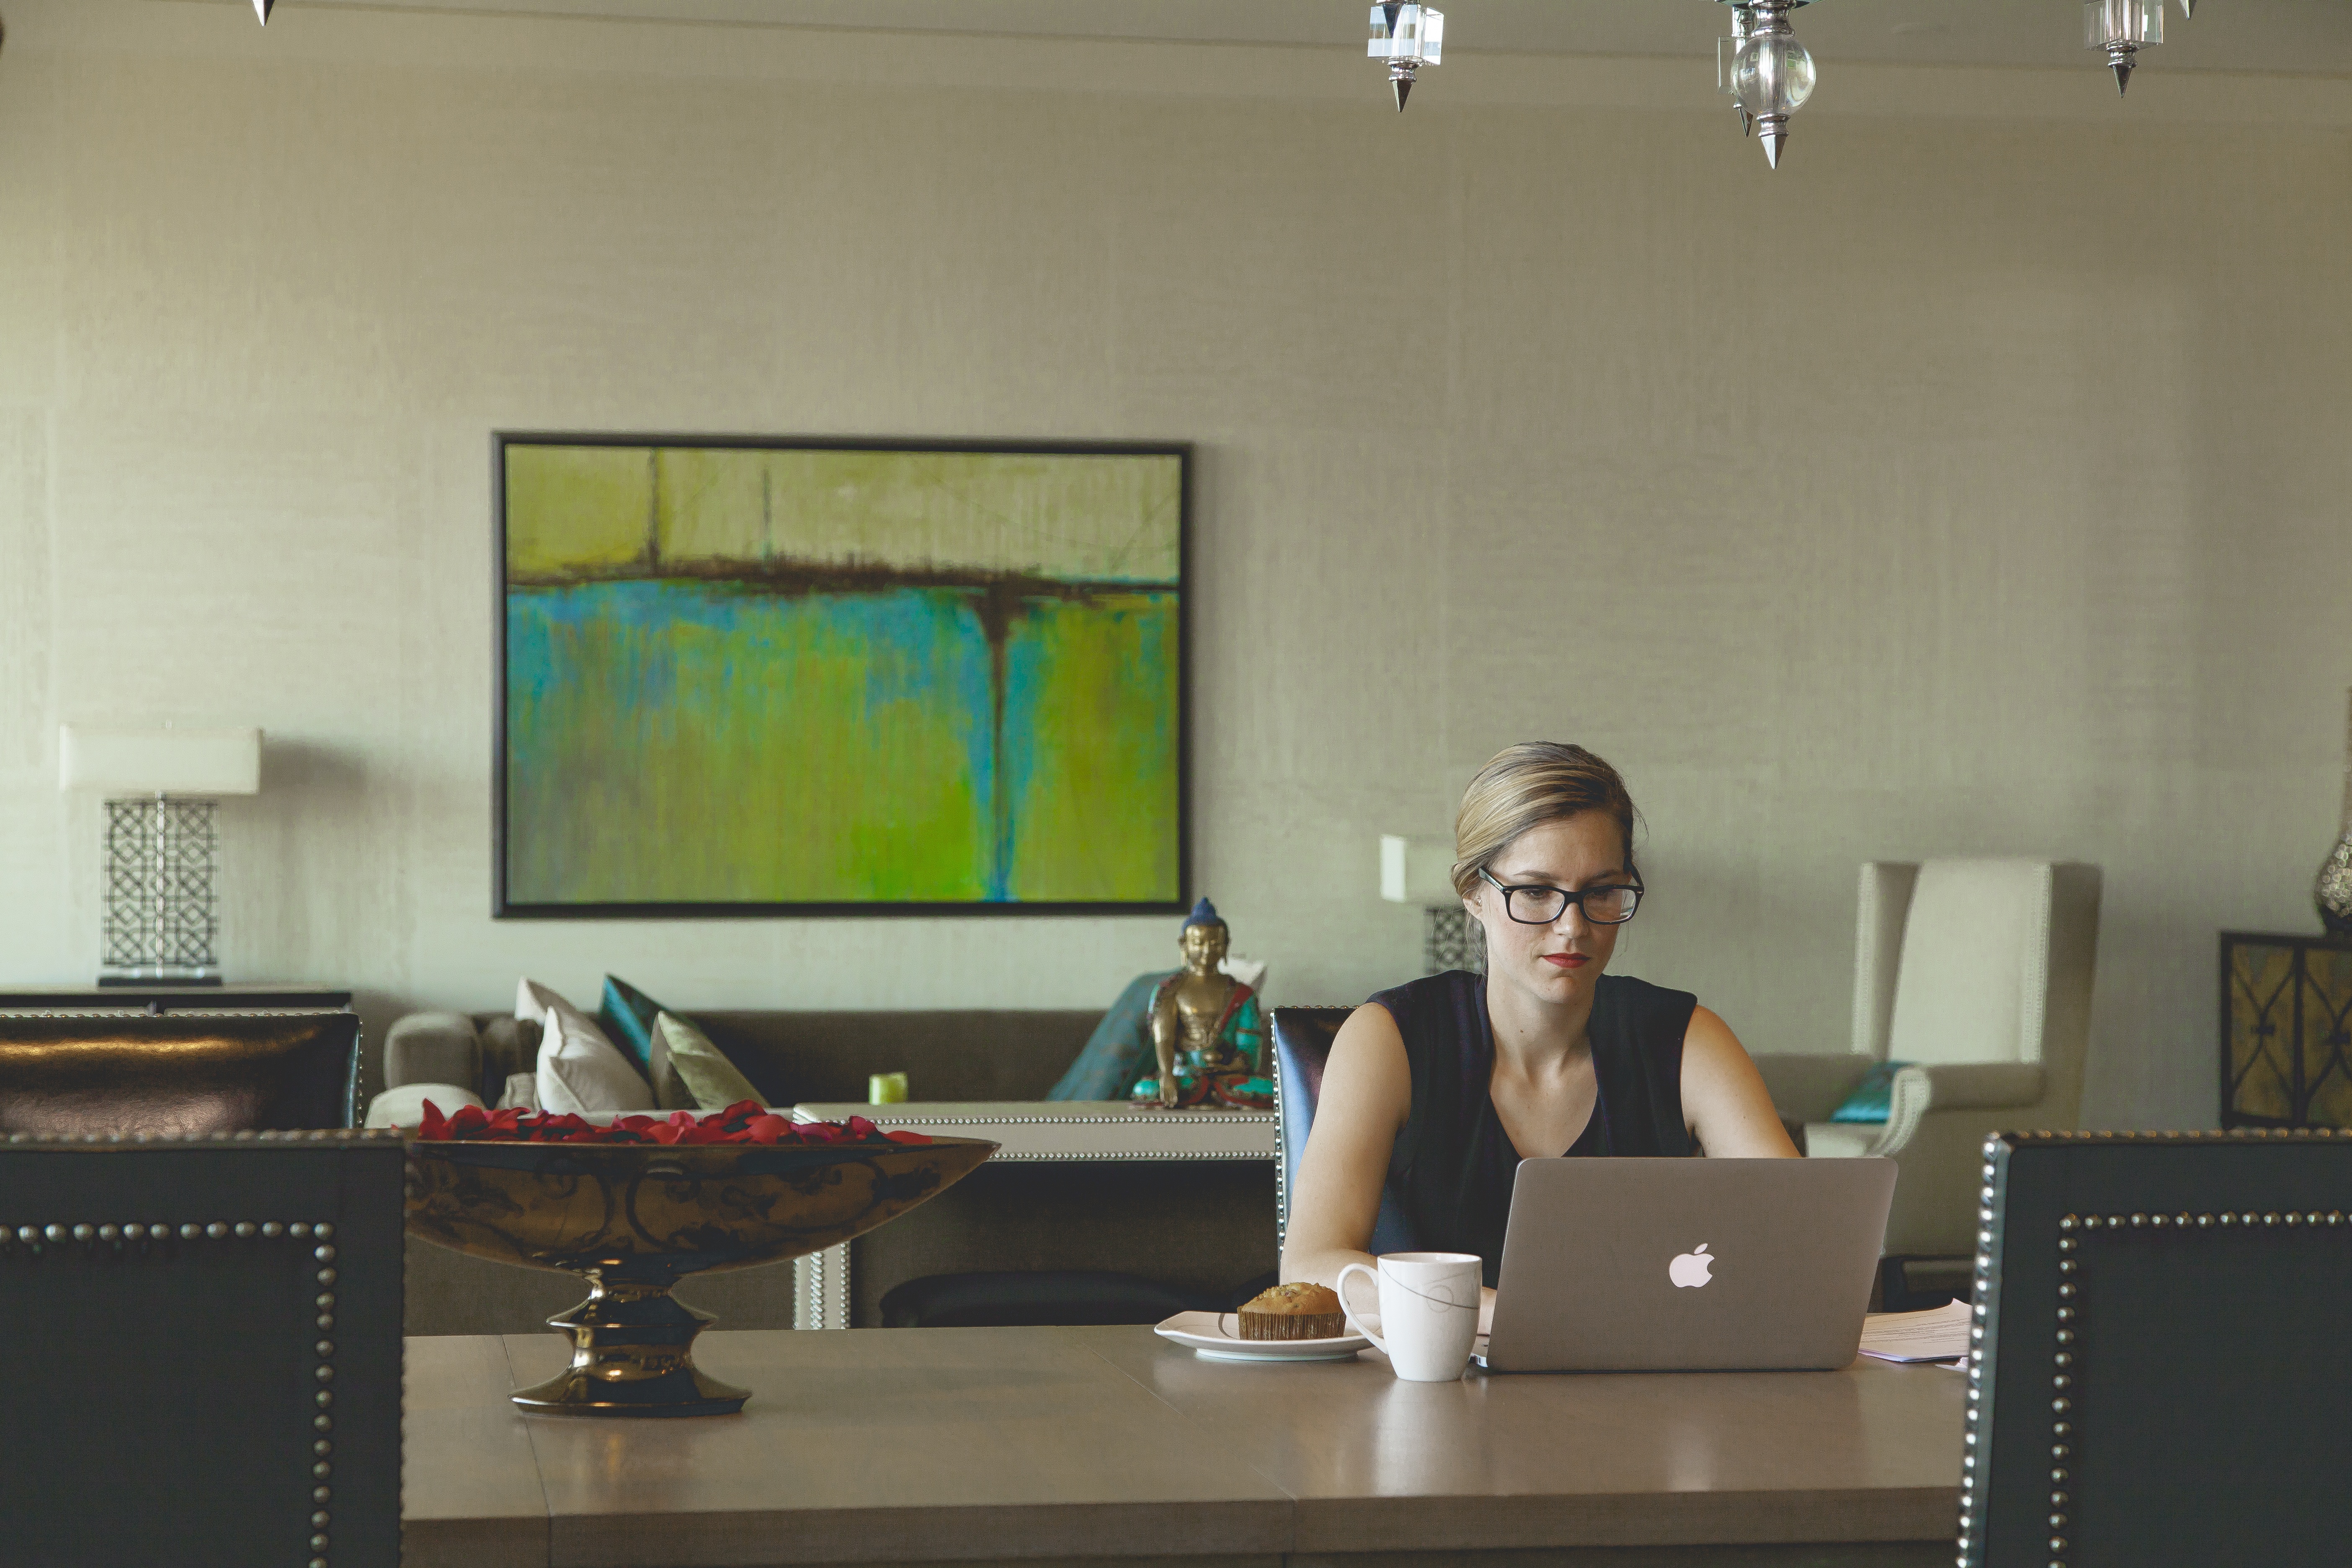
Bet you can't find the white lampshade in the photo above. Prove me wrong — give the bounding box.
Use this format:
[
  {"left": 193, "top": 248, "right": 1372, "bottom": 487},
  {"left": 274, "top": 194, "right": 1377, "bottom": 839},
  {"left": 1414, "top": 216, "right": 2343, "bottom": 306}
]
[
  {"left": 1380, "top": 834, "right": 1459, "bottom": 904},
  {"left": 59, "top": 725, "right": 263, "bottom": 795}
]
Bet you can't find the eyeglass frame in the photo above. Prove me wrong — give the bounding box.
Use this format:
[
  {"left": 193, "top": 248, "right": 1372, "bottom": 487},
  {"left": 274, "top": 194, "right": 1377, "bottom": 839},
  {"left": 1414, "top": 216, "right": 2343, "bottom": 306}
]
[{"left": 1475, "top": 866, "right": 1646, "bottom": 926}]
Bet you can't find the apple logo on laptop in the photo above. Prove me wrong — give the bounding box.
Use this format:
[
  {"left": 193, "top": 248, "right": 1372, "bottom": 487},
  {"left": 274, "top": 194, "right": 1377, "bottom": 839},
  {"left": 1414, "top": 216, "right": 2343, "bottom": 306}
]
[{"left": 1668, "top": 1243, "right": 1715, "bottom": 1289}]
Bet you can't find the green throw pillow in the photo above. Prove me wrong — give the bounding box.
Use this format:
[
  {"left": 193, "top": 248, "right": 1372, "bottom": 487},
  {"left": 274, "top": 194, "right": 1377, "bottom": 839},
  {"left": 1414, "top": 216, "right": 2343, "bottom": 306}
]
[
  {"left": 652, "top": 1012, "right": 763, "bottom": 1111},
  {"left": 1828, "top": 1060, "right": 1913, "bottom": 1124},
  {"left": 597, "top": 975, "right": 668, "bottom": 1078}
]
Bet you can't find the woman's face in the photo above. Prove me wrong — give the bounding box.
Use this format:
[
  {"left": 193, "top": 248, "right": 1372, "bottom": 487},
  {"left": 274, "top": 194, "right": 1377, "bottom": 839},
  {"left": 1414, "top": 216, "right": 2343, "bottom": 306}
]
[{"left": 1464, "top": 810, "right": 1633, "bottom": 1011}]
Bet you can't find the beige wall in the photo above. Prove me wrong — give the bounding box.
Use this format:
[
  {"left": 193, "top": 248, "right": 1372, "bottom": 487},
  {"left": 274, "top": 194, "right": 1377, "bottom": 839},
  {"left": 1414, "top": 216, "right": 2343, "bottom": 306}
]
[{"left": 2, "top": 2, "right": 2347, "bottom": 1127}]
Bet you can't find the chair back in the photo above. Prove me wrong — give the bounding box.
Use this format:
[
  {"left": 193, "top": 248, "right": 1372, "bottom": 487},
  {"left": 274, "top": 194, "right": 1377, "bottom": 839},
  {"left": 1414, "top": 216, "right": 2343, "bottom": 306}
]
[
  {"left": 1270, "top": 1006, "right": 1418, "bottom": 1255},
  {"left": 1968, "top": 1130, "right": 2352, "bottom": 1567},
  {"left": 1884, "top": 860, "right": 2061, "bottom": 1067},
  {"left": 0, "top": 1011, "right": 361, "bottom": 1136},
  {"left": 1855, "top": 859, "right": 2100, "bottom": 1114},
  {"left": 0, "top": 1135, "right": 404, "bottom": 1566}
]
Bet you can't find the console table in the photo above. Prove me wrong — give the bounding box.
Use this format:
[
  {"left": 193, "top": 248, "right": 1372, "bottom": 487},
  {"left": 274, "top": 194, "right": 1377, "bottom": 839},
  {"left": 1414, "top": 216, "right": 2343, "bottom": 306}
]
[
  {"left": 789, "top": 1101, "right": 1279, "bottom": 1330},
  {"left": 0, "top": 984, "right": 352, "bottom": 1010},
  {"left": 403, "top": 1326, "right": 1964, "bottom": 1567},
  {"left": 2221, "top": 932, "right": 2352, "bottom": 1130}
]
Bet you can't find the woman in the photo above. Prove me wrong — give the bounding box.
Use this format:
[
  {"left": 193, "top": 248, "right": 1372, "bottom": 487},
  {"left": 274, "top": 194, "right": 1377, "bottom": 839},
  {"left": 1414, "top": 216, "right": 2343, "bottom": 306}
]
[{"left": 1281, "top": 743, "right": 1796, "bottom": 1326}]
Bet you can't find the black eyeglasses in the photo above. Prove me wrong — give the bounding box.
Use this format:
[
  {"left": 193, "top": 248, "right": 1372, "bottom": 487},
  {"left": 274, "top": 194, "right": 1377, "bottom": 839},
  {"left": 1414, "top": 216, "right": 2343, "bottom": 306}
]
[{"left": 1477, "top": 867, "right": 1644, "bottom": 926}]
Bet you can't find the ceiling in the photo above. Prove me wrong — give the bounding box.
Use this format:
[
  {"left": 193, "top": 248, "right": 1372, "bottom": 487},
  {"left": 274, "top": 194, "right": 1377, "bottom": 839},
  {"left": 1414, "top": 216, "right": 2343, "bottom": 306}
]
[{"left": 297, "top": 0, "right": 2352, "bottom": 75}]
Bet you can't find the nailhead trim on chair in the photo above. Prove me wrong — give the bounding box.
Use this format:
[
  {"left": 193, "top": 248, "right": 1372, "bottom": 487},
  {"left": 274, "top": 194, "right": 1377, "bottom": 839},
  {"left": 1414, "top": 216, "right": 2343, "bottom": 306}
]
[
  {"left": 0, "top": 1215, "right": 343, "bottom": 1565},
  {"left": 4, "top": 1129, "right": 401, "bottom": 1144},
  {"left": 1955, "top": 1127, "right": 2344, "bottom": 1568}
]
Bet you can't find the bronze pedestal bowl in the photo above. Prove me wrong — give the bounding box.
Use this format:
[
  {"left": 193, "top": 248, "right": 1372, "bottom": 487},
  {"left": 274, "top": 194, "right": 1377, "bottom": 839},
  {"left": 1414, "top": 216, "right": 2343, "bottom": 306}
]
[{"left": 405, "top": 1133, "right": 995, "bottom": 1416}]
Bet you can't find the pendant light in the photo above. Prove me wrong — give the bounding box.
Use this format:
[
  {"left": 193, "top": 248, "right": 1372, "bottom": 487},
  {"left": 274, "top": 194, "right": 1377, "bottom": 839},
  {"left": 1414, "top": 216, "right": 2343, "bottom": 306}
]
[
  {"left": 1722, "top": 0, "right": 1817, "bottom": 169},
  {"left": 1718, "top": 4, "right": 1758, "bottom": 137},
  {"left": 1368, "top": 3, "right": 1443, "bottom": 111},
  {"left": 254, "top": 0, "right": 275, "bottom": 20},
  {"left": 2085, "top": 0, "right": 2162, "bottom": 94}
]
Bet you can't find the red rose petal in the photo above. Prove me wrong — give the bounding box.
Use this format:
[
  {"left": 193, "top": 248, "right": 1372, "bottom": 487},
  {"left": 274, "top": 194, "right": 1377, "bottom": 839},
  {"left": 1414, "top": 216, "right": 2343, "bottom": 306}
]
[{"left": 416, "top": 1096, "right": 901, "bottom": 1147}]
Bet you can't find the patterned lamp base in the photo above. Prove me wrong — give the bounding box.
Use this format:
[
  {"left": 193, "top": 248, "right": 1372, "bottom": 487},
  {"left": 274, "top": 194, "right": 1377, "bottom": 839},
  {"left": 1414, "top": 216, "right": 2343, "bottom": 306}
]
[
  {"left": 100, "top": 796, "right": 222, "bottom": 985},
  {"left": 1424, "top": 905, "right": 1485, "bottom": 975}
]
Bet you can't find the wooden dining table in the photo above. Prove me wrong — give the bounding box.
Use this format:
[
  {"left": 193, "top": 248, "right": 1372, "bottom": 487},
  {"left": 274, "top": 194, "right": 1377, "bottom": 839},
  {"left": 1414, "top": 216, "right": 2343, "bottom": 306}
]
[{"left": 402, "top": 1325, "right": 1964, "bottom": 1568}]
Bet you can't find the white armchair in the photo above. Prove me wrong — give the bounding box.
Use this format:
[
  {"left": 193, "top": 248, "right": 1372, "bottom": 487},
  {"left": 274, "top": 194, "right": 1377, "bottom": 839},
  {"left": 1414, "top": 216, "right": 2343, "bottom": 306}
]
[{"left": 1754, "top": 859, "right": 2102, "bottom": 1258}]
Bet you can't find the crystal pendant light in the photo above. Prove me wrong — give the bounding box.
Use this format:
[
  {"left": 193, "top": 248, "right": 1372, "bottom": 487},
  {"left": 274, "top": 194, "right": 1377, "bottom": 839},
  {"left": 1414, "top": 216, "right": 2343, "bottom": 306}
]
[
  {"left": 1369, "top": 3, "right": 1443, "bottom": 111},
  {"left": 2086, "top": 0, "right": 2162, "bottom": 94},
  {"left": 1724, "top": 0, "right": 1817, "bottom": 170},
  {"left": 254, "top": 0, "right": 276, "bottom": 20},
  {"left": 1717, "top": 5, "right": 1757, "bottom": 137}
]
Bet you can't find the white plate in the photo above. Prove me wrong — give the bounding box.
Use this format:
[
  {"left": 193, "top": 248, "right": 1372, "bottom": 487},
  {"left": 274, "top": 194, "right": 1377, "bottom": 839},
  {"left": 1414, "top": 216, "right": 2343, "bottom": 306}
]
[{"left": 1154, "top": 1310, "right": 1369, "bottom": 1362}]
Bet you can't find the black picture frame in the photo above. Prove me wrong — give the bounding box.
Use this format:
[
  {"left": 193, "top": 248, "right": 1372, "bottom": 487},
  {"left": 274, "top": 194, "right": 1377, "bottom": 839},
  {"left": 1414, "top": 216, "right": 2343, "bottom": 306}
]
[{"left": 491, "top": 432, "right": 1191, "bottom": 919}]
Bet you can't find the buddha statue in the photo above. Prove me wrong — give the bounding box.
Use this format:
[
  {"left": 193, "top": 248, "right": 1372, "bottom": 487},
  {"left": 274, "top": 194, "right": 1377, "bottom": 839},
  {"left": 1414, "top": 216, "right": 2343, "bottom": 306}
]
[{"left": 1130, "top": 899, "right": 1272, "bottom": 1110}]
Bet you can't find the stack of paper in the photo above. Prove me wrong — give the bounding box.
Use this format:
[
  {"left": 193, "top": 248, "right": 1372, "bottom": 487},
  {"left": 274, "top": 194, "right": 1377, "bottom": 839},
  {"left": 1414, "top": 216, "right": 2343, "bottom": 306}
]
[{"left": 1858, "top": 1298, "right": 1972, "bottom": 1364}]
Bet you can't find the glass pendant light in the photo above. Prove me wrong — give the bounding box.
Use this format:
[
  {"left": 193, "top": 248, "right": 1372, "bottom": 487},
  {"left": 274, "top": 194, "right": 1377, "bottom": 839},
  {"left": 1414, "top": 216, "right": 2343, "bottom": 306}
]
[
  {"left": 1723, "top": 0, "right": 1816, "bottom": 170},
  {"left": 1718, "top": 5, "right": 1758, "bottom": 137},
  {"left": 2086, "top": 0, "right": 2162, "bottom": 94},
  {"left": 1369, "top": 3, "right": 1444, "bottom": 111}
]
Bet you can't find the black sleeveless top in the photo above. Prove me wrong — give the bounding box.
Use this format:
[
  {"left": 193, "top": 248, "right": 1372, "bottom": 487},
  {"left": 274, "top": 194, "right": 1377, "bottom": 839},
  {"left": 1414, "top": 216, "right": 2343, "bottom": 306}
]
[{"left": 1367, "top": 969, "right": 1697, "bottom": 1286}]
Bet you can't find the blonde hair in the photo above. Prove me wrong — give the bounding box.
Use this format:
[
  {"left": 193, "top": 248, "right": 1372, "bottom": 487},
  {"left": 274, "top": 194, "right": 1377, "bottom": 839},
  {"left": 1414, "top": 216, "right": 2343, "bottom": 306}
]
[{"left": 1451, "top": 743, "right": 1640, "bottom": 898}]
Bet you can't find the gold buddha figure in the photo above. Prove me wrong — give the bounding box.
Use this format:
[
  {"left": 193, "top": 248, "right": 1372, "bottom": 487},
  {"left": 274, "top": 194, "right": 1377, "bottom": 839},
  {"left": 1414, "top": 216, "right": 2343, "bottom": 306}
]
[{"left": 1130, "top": 899, "right": 1271, "bottom": 1110}]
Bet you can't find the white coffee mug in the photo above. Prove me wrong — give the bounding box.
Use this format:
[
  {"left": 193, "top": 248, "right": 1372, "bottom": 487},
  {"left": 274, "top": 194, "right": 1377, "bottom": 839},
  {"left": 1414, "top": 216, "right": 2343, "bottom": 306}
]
[{"left": 1337, "top": 1251, "right": 1482, "bottom": 1382}]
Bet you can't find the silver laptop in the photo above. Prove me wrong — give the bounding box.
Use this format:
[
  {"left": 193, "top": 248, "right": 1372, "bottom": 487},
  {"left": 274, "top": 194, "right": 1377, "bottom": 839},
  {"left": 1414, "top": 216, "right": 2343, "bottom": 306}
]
[{"left": 1475, "top": 1157, "right": 1896, "bottom": 1372}]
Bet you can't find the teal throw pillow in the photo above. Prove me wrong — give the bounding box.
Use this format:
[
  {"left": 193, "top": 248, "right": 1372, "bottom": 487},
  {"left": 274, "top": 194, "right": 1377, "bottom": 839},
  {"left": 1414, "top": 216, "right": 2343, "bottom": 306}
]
[
  {"left": 1828, "top": 1060, "right": 1913, "bottom": 1124},
  {"left": 1046, "top": 970, "right": 1177, "bottom": 1101},
  {"left": 597, "top": 975, "right": 668, "bottom": 1079}
]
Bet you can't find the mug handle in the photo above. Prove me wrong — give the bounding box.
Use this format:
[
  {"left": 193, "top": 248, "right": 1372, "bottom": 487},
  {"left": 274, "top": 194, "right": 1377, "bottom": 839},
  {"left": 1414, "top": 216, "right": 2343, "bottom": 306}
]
[{"left": 1336, "top": 1262, "right": 1389, "bottom": 1359}]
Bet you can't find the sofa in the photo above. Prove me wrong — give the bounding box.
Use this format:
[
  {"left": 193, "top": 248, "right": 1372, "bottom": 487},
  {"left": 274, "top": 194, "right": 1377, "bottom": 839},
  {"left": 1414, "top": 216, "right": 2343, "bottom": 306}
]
[
  {"left": 381, "top": 1006, "right": 1286, "bottom": 1336},
  {"left": 377, "top": 1006, "right": 1102, "bottom": 1113}
]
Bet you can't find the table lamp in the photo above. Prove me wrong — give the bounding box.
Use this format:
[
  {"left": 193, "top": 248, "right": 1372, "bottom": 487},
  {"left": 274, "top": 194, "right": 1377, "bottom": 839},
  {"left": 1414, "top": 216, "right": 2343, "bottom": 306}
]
[
  {"left": 1381, "top": 833, "right": 1483, "bottom": 973},
  {"left": 59, "top": 724, "right": 263, "bottom": 986}
]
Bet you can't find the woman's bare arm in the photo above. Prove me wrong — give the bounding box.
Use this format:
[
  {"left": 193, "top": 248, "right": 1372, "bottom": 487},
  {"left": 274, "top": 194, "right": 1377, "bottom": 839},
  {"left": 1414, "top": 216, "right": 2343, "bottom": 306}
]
[
  {"left": 1680, "top": 1005, "right": 1801, "bottom": 1158},
  {"left": 1278, "top": 1002, "right": 1412, "bottom": 1295}
]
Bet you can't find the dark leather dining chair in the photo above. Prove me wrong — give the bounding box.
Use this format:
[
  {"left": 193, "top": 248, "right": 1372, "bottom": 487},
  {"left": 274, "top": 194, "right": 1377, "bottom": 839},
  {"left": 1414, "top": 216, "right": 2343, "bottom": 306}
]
[
  {"left": 0, "top": 1011, "right": 362, "bottom": 1137},
  {"left": 1269, "top": 1005, "right": 1418, "bottom": 1256},
  {"left": 1963, "top": 1130, "right": 2352, "bottom": 1568},
  {"left": 0, "top": 1133, "right": 404, "bottom": 1568}
]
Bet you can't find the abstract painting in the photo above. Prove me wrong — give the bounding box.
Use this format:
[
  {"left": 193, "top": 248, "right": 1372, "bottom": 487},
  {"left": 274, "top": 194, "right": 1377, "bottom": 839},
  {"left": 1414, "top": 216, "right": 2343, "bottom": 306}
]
[{"left": 495, "top": 436, "right": 1187, "bottom": 914}]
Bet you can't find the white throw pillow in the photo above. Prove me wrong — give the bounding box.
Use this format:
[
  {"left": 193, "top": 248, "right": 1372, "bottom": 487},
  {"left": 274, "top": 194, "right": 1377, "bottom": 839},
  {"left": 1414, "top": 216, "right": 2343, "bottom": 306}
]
[
  {"left": 517, "top": 977, "right": 654, "bottom": 1115},
  {"left": 363, "top": 1082, "right": 485, "bottom": 1130},
  {"left": 1220, "top": 955, "right": 1269, "bottom": 994}
]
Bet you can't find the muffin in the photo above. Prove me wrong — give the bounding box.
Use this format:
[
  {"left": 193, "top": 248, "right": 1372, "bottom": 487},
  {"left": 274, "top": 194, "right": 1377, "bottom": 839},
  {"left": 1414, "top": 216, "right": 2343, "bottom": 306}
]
[{"left": 1237, "top": 1281, "right": 1346, "bottom": 1341}]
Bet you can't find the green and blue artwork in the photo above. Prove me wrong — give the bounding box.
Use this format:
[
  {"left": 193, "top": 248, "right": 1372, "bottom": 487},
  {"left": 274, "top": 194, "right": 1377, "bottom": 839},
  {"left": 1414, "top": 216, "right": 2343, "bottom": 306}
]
[{"left": 498, "top": 438, "right": 1186, "bottom": 911}]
